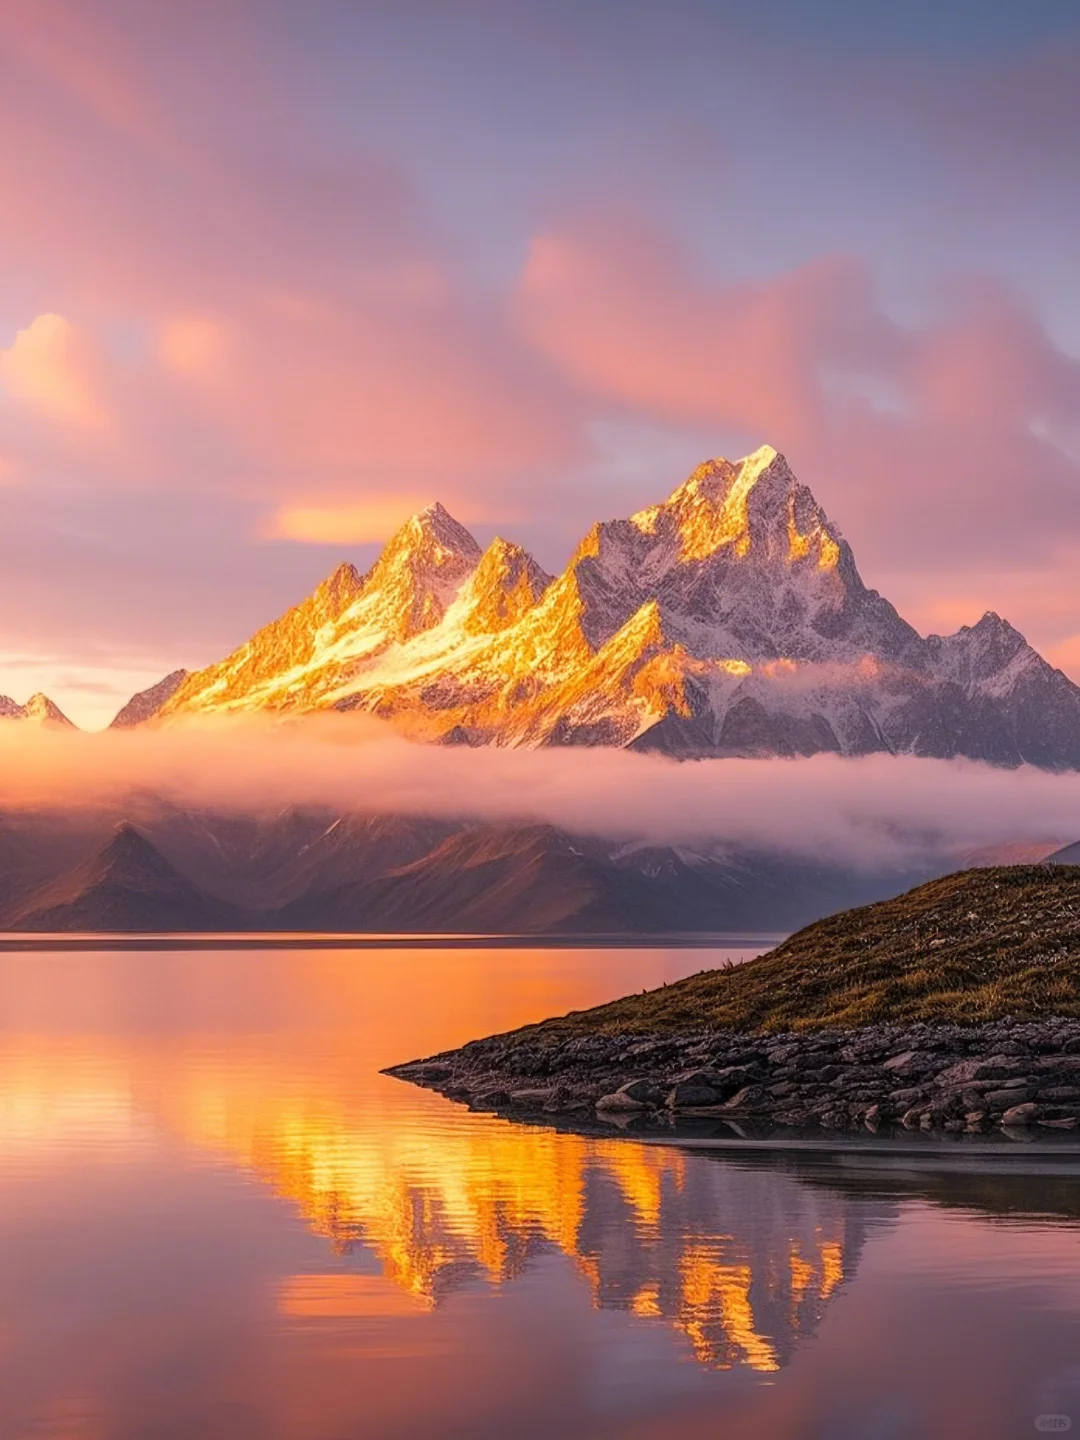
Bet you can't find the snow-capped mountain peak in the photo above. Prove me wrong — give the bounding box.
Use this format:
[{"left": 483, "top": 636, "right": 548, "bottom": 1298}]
[
  {"left": 358, "top": 502, "right": 483, "bottom": 641},
  {"left": 142, "top": 447, "right": 1080, "bottom": 769},
  {"left": 630, "top": 445, "right": 842, "bottom": 576}
]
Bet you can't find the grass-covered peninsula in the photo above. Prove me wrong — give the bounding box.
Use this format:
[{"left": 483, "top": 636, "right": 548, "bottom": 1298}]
[
  {"left": 389, "top": 866, "right": 1080, "bottom": 1136},
  {"left": 524, "top": 864, "right": 1080, "bottom": 1037}
]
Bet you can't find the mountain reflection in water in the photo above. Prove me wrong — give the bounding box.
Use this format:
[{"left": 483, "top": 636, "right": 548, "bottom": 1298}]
[
  {"left": 2, "top": 945, "right": 1080, "bottom": 1440},
  {"left": 194, "top": 1085, "right": 867, "bottom": 1374}
]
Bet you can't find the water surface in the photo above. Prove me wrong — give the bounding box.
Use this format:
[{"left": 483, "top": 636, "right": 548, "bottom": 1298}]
[{"left": 2, "top": 943, "right": 1079, "bottom": 1439}]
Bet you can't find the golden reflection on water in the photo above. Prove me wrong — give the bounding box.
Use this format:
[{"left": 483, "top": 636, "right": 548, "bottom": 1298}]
[
  {"left": 0, "top": 941, "right": 865, "bottom": 1379},
  {"left": 184, "top": 1073, "right": 860, "bottom": 1372}
]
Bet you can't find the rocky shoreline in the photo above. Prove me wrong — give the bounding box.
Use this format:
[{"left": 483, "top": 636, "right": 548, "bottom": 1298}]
[{"left": 386, "top": 1017, "right": 1080, "bottom": 1136}]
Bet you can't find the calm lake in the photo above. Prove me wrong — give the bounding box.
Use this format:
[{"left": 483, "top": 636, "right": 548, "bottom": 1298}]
[{"left": 2, "top": 943, "right": 1080, "bottom": 1439}]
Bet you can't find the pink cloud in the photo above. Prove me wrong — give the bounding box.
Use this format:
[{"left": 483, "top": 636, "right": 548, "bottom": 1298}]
[
  {"left": 519, "top": 221, "right": 874, "bottom": 438},
  {"left": 156, "top": 316, "right": 232, "bottom": 379},
  {"left": 2, "top": 5, "right": 1075, "bottom": 557},
  {"left": 0, "top": 0, "right": 167, "bottom": 153},
  {"left": 516, "top": 209, "right": 1080, "bottom": 583},
  {"left": 908, "top": 277, "right": 1080, "bottom": 432},
  {"left": 0, "top": 3, "right": 585, "bottom": 513},
  {"left": 0, "top": 313, "right": 107, "bottom": 430},
  {"left": 266, "top": 495, "right": 495, "bottom": 546}
]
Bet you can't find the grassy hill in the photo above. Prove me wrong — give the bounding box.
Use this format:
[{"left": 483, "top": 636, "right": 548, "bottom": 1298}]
[{"left": 520, "top": 865, "right": 1080, "bottom": 1037}]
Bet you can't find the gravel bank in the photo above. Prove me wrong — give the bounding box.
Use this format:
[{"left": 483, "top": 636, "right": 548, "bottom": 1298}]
[{"left": 387, "top": 1018, "right": 1080, "bottom": 1136}]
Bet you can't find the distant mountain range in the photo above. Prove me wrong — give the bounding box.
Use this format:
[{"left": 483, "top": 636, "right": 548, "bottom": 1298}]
[
  {"left": 0, "top": 804, "right": 953, "bottom": 935},
  {"left": 6, "top": 446, "right": 1079, "bottom": 768},
  {"left": 84, "top": 445, "right": 1080, "bottom": 769},
  {"left": 0, "top": 805, "right": 1072, "bottom": 935}
]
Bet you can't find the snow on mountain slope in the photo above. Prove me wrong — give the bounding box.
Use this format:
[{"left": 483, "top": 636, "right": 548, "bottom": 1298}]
[
  {"left": 162, "top": 503, "right": 485, "bottom": 717},
  {"left": 151, "top": 446, "right": 1080, "bottom": 768}
]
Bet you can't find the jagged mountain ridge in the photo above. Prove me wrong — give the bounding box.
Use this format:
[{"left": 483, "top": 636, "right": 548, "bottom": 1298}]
[
  {"left": 142, "top": 446, "right": 1080, "bottom": 767},
  {"left": 0, "top": 692, "right": 75, "bottom": 727}
]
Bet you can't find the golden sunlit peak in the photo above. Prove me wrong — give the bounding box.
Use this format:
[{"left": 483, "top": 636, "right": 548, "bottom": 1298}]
[
  {"left": 620, "top": 597, "right": 666, "bottom": 644},
  {"left": 651, "top": 445, "right": 789, "bottom": 562},
  {"left": 745, "top": 441, "right": 780, "bottom": 467},
  {"left": 682, "top": 444, "right": 782, "bottom": 499}
]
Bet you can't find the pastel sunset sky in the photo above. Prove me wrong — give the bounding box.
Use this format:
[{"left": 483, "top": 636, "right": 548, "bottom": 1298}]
[{"left": 1, "top": 0, "right": 1078, "bottom": 726}]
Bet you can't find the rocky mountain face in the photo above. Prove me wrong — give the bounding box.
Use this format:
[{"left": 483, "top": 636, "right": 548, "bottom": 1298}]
[
  {"left": 0, "top": 803, "right": 937, "bottom": 935},
  {"left": 147, "top": 446, "right": 1080, "bottom": 768},
  {"left": 0, "top": 810, "right": 101, "bottom": 912},
  {"left": 109, "top": 669, "right": 188, "bottom": 727},
  {"left": 0, "top": 692, "right": 74, "bottom": 727}
]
